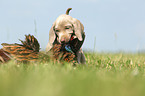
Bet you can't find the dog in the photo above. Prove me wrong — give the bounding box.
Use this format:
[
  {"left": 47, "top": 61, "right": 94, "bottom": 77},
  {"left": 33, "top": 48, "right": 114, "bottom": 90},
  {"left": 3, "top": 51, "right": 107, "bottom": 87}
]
[{"left": 46, "top": 8, "right": 86, "bottom": 64}]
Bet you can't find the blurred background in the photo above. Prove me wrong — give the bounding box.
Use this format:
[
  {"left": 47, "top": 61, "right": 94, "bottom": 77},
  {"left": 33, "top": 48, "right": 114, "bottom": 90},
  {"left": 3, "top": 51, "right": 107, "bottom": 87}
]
[{"left": 0, "top": 0, "right": 145, "bottom": 52}]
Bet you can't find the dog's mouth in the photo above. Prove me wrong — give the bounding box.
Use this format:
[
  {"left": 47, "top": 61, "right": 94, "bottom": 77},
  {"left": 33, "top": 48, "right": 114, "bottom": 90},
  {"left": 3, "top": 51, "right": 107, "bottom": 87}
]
[
  {"left": 58, "top": 36, "right": 76, "bottom": 53},
  {"left": 59, "top": 38, "right": 72, "bottom": 44},
  {"left": 59, "top": 35, "right": 74, "bottom": 44},
  {"left": 58, "top": 38, "right": 69, "bottom": 44},
  {"left": 60, "top": 41, "right": 66, "bottom": 44}
]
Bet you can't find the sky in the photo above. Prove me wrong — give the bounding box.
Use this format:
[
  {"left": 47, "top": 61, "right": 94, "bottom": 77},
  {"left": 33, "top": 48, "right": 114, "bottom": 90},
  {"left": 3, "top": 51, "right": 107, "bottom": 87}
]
[{"left": 0, "top": 0, "right": 145, "bottom": 52}]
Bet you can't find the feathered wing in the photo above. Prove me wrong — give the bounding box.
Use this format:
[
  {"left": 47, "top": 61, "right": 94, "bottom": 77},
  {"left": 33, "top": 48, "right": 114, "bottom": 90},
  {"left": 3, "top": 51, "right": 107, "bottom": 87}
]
[
  {"left": 20, "top": 34, "right": 40, "bottom": 52},
  {"left": 0, "top": 49, "right": 11, "bottom": 63},
  {"left": 1, "top": 34, "right": 40, "bottom": 62}
]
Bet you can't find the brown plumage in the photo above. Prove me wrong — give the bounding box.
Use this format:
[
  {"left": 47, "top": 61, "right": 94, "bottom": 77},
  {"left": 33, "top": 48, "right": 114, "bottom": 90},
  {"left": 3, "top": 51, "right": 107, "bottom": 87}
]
[
  {"left": 0, "top": 49, "right": 11, "bottom": 63},
  {"left": 50, "top": 44, "right": 76, "bottom": 63},
  {"left": 1, "top": 34, "right": 40, "bottom": 63},
  {"left": 19, "top": 34, "right": 40, "bottom": 52},
  {"left": 0, "top": 34, "right": 76, "bottom": 63}
]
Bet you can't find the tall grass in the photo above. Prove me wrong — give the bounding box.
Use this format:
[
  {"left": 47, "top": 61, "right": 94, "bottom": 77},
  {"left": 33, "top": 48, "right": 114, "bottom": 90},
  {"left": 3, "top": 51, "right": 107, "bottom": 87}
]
[
  {"left": 34, "top": 19, "right": 37, "bottom": 37},
  {"left": 0, "top": 53, "right": 145, "bottom": 96}
]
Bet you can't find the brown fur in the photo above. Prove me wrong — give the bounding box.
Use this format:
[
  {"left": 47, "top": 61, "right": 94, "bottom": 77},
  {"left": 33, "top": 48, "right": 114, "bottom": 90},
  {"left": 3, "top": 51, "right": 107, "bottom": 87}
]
[{"left": 66, "top": 8, "right": 72, "bottom": 15}]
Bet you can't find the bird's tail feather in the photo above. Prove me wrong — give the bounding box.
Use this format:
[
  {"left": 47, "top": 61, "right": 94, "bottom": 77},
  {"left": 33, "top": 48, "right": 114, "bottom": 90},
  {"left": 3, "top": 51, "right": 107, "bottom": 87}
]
[{"left": 1, "top": 34, "right": 40, "bottom": 63}]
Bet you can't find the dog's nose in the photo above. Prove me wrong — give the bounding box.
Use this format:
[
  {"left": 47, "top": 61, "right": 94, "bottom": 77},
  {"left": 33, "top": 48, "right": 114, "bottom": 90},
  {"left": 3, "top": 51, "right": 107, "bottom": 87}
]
[{"left": 60, "top": 39, "right": 65, "bottom": 43}]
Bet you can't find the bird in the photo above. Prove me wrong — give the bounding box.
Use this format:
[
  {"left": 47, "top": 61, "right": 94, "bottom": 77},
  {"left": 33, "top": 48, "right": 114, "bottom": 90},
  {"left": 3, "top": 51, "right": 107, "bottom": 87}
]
[{"left": 0, "top": 34, "right": 76, "bottom": 63}]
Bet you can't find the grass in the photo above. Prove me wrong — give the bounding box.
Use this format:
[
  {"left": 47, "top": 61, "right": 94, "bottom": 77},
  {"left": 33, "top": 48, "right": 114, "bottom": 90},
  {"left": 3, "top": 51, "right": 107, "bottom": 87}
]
[{"left": 1, "top": 52, "right": 145, "bottom": 96}]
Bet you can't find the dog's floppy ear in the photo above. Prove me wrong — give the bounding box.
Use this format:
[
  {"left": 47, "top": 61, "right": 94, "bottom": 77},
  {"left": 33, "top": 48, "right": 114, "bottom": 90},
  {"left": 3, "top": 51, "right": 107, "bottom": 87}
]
[
  {"left": 46, "top": 23, "right": 56, "bottom": 51},
  {"left": 49, "top": 24, "right": 56, "bottom": 45},
  {"left": 73, "top": 19, "right": 84, "bottom": 41},
  {"left": 49, "top": 23, "right": 56, "bottom": 44}
]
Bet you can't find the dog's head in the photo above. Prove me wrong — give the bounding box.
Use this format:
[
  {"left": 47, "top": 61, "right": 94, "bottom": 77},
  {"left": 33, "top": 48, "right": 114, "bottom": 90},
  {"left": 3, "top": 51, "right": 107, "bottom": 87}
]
[
  {"left": 53, "top": 15, "right": 74, "bottom": 43},
  {"left": 47, "top": 8, "right": 85, "bottom": 51},
  {"left": 50, "top": 14, "right": 84, "bottom": 44}
]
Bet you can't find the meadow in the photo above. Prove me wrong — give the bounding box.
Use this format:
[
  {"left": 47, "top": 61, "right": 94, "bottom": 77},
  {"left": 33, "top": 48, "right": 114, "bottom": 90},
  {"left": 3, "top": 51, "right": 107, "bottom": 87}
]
[{"left": 0, "top": 52, "right": 145, "bottom": 96}]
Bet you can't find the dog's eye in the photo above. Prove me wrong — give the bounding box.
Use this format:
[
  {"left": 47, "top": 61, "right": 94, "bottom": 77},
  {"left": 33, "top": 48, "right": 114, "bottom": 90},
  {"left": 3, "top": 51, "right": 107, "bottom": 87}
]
[
  {"left": 65, "top": 27, "right": 70, "bottom": 29},
  {"left": 65, "top": 26, "right": 71, "bottom": 30},
  {"left": 55, "top": 30, "right": 59, "bottom": 32}
]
